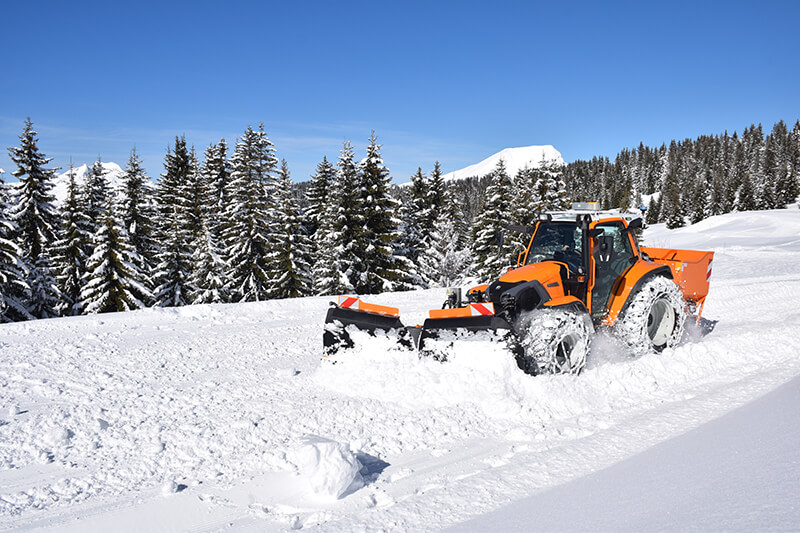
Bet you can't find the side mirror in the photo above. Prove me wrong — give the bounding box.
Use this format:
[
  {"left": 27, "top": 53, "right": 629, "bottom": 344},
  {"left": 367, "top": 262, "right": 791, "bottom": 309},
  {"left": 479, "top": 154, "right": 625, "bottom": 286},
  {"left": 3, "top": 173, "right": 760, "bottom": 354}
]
[
  {"left": 597, "top": 235, "right": 614, "bottom": 263},
  {"left": 626, "top": 218, "right": 643, "bottom": 230}
]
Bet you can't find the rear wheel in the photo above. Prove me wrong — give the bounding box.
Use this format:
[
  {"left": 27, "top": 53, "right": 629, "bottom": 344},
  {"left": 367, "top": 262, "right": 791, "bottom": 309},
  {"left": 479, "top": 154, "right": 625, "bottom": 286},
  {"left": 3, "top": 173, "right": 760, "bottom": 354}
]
[
  {"left": 614, "top": 276, "right": 686, "bottom": 356},
  {"left": 516, "top": 309, "right": 592, "bottom": 375}
]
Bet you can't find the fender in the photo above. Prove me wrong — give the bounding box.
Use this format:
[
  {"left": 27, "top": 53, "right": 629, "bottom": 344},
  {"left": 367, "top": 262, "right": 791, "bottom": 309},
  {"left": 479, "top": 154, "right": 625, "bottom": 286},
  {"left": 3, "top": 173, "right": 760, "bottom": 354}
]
[
  {"left": 602, "top": 262, "right": 673, "bottom": 326},
  {"left": 543, "top": 295, "right": 594, "bottom": 332}
]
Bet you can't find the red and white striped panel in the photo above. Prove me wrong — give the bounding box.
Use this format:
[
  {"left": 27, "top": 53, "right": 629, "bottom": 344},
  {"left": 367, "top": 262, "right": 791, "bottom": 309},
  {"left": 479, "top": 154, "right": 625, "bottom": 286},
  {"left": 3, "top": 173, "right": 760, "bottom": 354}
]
[
  {"left": 469, "top": 303, "right": 494, "bottom": 316},
  {"left": 338, "top": 295, "right": 361, "bottom": 309},
  {"left": 706, "top": 260, "right": 713, "bottom": 281}
]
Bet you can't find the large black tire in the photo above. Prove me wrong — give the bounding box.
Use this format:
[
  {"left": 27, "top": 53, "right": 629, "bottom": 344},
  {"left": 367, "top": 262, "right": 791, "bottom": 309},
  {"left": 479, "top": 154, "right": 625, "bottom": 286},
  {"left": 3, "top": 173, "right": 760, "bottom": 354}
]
[
  {"left": 516, "top": 309, "right": 592, "bottom": 375},
  {"left": 614, "top": 276, "right": 686, "bottom": 356}
]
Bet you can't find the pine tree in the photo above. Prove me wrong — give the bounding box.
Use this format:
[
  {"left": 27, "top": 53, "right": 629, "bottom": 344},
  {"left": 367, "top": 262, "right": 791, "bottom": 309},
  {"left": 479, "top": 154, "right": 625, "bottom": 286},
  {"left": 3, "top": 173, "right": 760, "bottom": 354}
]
[
  {"left": 314, "top": 140, "right": 360, "bottom": 295},
  {"left": 84, "top": 158, "right": 111, "bottom": 235},
  {"left": 119, "top": 148, "right": 157, "bottom": 297},
  {"left": 188, "top": 221, "right": 228, "bottom": 304},
  {"left": 510, "top": 166, "right": 539, "bottom": 229},
  {"left": 354, "top": 132, "right": 409, "bottom": 294},
  {"left": 398, "top": 167, "right": 430, "bottom": 286},
  {"left": 81, "top": 211, "right": 152, "bottom": 314},
  {"left": 420, "top": 209, "right": 471, "bottom": 287},
  {"left": 537, "top": 162, "right": 570, "bottom": 210},
  {"left": 736, "top": 172, "right": 756, "bottom": 211},
  {"left": 52, "top": 163, "right": 92, "bottom": 315},
  {"left": 153, "top": 136, "right": 195, "bottom": 306},
  {"left": 0, "top": 172, "right": 29, "bottom": 322},
  {"left": 7, "top": 118, "right": 61, "bottom": 318},
  {"left": 305, "top": 156, "right": 335, "bottom": 238},
  {"left": 266, "top": 160, "right": 313, "bottom": 298},
  {"left": 222, "top": 123, "right": 278, "bottom": 302},
  {"left": 472, "top": 159, "right": 516, "bottom": 279}
]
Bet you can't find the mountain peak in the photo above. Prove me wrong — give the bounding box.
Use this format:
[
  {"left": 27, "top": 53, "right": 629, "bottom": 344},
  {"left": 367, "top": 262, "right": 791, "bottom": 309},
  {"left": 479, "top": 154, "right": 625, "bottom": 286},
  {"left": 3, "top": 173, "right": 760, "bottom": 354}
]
[{"left": 443, "top": 145, "right": 564, "bottom": 182}]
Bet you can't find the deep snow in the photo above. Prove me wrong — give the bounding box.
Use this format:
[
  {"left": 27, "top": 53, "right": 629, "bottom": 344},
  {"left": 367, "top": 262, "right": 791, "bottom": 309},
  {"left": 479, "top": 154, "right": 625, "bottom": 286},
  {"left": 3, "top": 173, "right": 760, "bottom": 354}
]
[{"left": 1, "top": 207, "right": 800, "bottom": 531}]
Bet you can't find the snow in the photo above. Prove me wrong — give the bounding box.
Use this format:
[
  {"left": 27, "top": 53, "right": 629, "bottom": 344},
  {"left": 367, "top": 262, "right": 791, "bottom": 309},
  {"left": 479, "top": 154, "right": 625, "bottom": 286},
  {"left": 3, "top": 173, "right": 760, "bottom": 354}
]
[
  {"left": 51, "top": 162, "right": 127, "bottom": 205},
  {"left": 440, "top": 145, "right": 565, "bottom": 183},
  {"left": 1, "top": 207, "right": 800, "bottom": 531}
]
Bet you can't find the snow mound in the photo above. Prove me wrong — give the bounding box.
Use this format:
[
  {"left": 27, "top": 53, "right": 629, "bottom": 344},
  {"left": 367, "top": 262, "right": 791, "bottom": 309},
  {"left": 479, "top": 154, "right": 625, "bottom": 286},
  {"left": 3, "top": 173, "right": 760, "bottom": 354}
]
[{"left": 288, "top": 436, "right": 363, "bottom": 500}]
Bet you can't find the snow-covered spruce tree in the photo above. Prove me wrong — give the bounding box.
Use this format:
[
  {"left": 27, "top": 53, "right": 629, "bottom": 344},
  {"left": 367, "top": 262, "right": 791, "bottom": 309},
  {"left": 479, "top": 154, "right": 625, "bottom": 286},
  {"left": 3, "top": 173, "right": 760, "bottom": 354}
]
[
  {"left": 222, "top": 123, "right": 278, "bottom": 302},
  {"left": 420, "top": 207, "right": 471, "bottom": 288},
  {"left": 199, "top": 140, "right": 231, "bottom": 246},
  {"left": 510, "top": 166, "right": 540, "bottom": 229},
  {"left": 736, "top": 172, "right": 756, "bottom": 211},
  {"left": 7, "top": 118, "right": 61, "bottom": 318},
  {"left": 397, "top": 167, "right": 430, "bottom": 287},
  {"left": 152, "top": 136, "right": 195, "bottom": 307},
  {"left": 354, "top": 132, "right": 410, "bottom": 294},
  {"left": 305, "top": 156, "right": 335, "bottom": 239},
  {"left": 119, "top": 147, "right": 157, "bottom": 297},
  {"left": 472, "top": 159, "right": 516, "bottom": 280},
  {"left": 84, "top": 158, "right": 111, "bottom": 236},
  {"left": 51, "top": 163, "right": 92, "bottom": 315},
  {"left": 201, "top": 139, "right": 231, "bottom": 214},
  {"left": 188, "top": 220, "right": 229, "bottom": 304},
  {"left": 183, "top": 147, "right": 206, "bottom": 245},
  {"left": 425, "top": 161, "right": 447, "bottom": 230},
  {"left": 265, "top": 160, "right": 312, "bottom": 298},
  {"left": 80, "top": 209, "right": 152, "bottom": 314},
  {"left": 537, "top": 162, "right": 570, "bottom": 211},
  {"left": 0, "top": 171, "right": 29, "bottom": 322},
  {"left": 313, "top": 141, "right": 361, "bottom": 295}
]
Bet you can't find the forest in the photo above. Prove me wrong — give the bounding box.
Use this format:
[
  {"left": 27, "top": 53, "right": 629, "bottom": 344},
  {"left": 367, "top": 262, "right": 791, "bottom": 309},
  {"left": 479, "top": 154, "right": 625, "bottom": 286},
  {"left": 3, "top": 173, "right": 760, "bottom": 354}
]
[{"left": 1, "top": 118, "right": 798, "bottom": 322}]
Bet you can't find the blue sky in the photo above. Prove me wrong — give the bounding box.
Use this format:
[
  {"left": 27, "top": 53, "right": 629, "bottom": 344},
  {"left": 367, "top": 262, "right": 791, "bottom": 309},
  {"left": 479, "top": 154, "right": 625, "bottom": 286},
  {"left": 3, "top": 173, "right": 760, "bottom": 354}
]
[{"left": 1, "top": 0, "right": 798, "bottom": 183}]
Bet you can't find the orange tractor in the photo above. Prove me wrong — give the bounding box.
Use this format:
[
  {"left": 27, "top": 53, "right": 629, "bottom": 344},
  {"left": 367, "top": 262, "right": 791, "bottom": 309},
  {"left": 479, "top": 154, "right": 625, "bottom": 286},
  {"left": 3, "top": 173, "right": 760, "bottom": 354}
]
[{"left": 323, "top": 210, "right": 714, "bottom": 375}]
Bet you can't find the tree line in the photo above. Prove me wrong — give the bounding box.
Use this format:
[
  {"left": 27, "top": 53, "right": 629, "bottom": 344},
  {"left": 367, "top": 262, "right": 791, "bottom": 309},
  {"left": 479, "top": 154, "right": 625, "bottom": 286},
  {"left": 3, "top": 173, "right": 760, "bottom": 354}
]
[{"left": 1, "top": 118, "right": 798, "bottom": 322}]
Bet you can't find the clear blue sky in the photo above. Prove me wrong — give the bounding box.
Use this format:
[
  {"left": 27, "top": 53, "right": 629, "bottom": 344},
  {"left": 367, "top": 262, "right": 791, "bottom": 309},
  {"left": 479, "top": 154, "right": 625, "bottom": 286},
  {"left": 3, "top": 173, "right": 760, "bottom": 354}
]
[{"left": 1, "top": 0, "right": 798, "bottom": 184}]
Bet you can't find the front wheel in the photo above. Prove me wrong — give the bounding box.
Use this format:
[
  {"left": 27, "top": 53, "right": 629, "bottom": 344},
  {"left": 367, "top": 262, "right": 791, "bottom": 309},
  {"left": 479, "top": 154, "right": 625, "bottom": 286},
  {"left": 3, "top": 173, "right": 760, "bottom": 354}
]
[
  {"left": 516, "top": 309, "right": 592, "bottom": 375},
  {"left": 614, "top": 276, "right": 686, "bottom": 356}
]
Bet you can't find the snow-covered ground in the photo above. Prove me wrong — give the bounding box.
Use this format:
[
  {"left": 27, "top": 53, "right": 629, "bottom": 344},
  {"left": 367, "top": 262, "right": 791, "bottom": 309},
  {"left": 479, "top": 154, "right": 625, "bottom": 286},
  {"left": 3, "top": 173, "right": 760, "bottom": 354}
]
[{"left": 2, "top": 207, "right": 799, "bottom": 531}]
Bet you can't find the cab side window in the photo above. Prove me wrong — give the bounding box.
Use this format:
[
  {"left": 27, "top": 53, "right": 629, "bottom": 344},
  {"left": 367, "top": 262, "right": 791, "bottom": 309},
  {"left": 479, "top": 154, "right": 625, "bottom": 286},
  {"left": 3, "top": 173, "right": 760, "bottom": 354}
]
[{"left": 591, "top": 222, "right": 635, "bottom": 316}]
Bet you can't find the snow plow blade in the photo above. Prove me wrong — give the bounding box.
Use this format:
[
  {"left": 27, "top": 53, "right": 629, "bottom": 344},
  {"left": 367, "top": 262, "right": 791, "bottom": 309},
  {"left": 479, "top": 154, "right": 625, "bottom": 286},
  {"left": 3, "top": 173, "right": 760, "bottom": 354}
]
[
  {"left": 417, "top": 305, "right": 522, "bottom": 362},
  {"left": 323, "top": 297, "right": 413, "bottom": 357}
]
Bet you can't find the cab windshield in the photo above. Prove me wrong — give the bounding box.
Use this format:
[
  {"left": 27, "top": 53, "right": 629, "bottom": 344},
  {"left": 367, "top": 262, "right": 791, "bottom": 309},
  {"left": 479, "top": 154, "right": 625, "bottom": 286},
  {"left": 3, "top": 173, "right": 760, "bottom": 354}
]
[{"left": 525, "top": 221, "right": 583, "bottom": 272}]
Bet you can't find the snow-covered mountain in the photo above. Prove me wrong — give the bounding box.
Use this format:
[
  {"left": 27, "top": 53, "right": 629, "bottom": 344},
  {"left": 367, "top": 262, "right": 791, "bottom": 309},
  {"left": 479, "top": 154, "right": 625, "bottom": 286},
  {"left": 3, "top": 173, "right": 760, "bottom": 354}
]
[
  {"left": 2, "top": 207, "right": 800, "bottom": 530},
  {"left": 442, "top": 145, "right": 565, "bottom": 182},
  {"left": 52, "top": 162, "right": 126, "bottom": 204}
]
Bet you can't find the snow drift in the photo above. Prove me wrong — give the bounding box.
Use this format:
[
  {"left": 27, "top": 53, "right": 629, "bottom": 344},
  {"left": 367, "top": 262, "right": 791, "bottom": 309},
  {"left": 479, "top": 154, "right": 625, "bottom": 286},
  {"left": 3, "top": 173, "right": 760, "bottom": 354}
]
[{"left": 1, "top": 207, "right": 800, "bottom": 531}]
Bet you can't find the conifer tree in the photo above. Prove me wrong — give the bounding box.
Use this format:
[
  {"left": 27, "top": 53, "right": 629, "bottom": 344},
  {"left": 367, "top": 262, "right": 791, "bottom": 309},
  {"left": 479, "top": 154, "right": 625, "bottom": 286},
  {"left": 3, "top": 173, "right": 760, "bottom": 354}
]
[
  {"left": 536, "top": 162, "right": 570, "bottom": 210},
  {"left": 510, "top": 166, "right": 539, "bottom": 229},
  {"left": 7, "top": 118, "right": 61, "bottom": 318},
  {"left": 153, "top": 136, "right": 195, "bottom": 306},
  {"left": 420, "top": 210, "right": 471, "bottom": 287},
  {"left": 81, "top": 210, "right": 152, "bottom": 314},
  {"left": 84, "top": 158, "right": 111, "bottom": 235},
  {"left": 355, "top": 132, "right": 409, "bottom": 293},
  {"left": 52, "top": 163, "right": 92, "bottom": 315},
  {"left": 472, "top": 159, "right": 516, "bottom": 279},
  {"left": 188, "top": 221, "right": 228, "bottom": 304},
  {"left": 736, "top": 173, "right": 756, "bottom": 211},
  {"left": 398, "top": 167, "right": 430, "bottom": 285},
  {"left": 266, "top": 160, "right": 313, "bottom": 298},
  {"left": 119, "top": 148, "right": 157, "bottom": 295},
  {"left": 0, "top": 171, "right": 29, "bottom": 322},
  {"left": 314, "top": 140, "right": 360, "bottom": 295},
  {"left": 222, "top": 123, "right": 277, "bottom": 302},
  {"left": 305, "top": 156, "right": 335, "bottom": 238}
]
